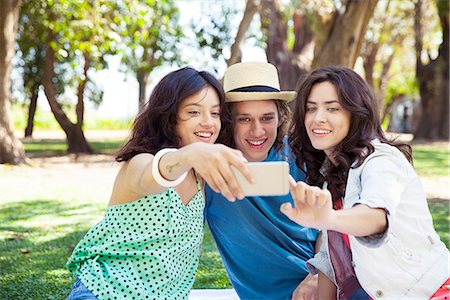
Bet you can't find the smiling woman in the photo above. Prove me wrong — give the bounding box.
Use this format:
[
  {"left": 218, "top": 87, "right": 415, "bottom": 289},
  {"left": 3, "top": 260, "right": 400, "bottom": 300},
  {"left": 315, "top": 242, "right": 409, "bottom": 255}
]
[
  {"left": 64, "top": 66, "right": 253, "bottom": 300},
  {"left": 286, "top": 66, "right": 450, "bottom": 299}
]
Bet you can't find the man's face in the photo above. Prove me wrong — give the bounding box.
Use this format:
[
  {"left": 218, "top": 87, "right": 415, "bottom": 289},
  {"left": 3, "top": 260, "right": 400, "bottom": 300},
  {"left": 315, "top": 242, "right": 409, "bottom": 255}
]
[{"left": 232, "top": 100, "right": 279, "bottom": 162}]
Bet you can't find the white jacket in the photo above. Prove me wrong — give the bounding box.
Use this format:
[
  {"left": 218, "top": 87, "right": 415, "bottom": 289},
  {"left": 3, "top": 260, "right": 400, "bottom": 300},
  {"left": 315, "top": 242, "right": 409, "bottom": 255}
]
[{"left": 308, "top": 140, "right": 449, "bottom": 299}]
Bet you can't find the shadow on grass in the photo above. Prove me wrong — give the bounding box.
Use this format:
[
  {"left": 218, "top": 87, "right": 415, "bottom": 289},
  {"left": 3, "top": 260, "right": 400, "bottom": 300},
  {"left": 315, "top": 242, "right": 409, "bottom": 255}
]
[
  {"left": 0, "top": 199, "right": 101, "bottom": 298},
  {"left": 0, "top": 229, "right": 89, "bottom": 299},
  {"left": 0, "top": 199, "right": 94, "bottom": 223},
  {"left": 428, "top": 198, "right": 450, "bottom": 248},
  {"left": 413, "top": 146, "right": 450, "bottom": 177},
  {"left": 23, "top": 139, "right": 123, "bottom": 156},
  {"left": 194, "top": 226, "right": 231, "bottom": 289}
]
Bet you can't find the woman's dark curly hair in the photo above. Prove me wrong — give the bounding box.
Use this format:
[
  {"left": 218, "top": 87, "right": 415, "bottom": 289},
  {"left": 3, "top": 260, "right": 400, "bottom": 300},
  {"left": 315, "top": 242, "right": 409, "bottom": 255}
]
[
  {"left": 289, "top": 66, "right": 412, "bottom": 187},
  {"left": 217, "top": 100, "right": 291, "bottom": 153},
  {"left": 115, "top": 66, "right": 226, "bottom": 162}
]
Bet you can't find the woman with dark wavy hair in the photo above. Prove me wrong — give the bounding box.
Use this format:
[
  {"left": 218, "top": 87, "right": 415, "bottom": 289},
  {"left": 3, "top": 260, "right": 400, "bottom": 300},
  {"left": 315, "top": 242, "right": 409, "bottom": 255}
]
[
  {"left": 66, "top": 66, "right": 252, "bottom": 300},
  {"left": 282, "top": 66, "right": 449, "bottom": 299}
]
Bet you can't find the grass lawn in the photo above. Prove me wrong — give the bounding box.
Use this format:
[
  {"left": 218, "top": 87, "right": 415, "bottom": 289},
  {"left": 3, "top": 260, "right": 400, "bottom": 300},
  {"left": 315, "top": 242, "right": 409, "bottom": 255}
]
[{"left": 0, "top": 138, "right": 448, "bottom": 299}]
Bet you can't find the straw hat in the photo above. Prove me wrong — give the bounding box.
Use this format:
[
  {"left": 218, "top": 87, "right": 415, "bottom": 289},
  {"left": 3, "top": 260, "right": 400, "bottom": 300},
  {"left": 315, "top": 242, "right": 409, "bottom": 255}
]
[{"left": 223, "top": 62, "right": 297, "bottom": 102}]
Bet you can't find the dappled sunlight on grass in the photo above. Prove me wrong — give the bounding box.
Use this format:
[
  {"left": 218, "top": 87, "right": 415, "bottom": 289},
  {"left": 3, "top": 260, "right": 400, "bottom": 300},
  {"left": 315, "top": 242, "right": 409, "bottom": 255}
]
[
  {"left": 428, "top": 199, "right": 450, "bottom": 247},
  {"left": 22, "top": 139, "right": 124, "bottom": 155},
  {"left": 413, "top": 144, "right": 450, "bottom": 178},
  {"left": 194, "top": 226, "right": 232, "bottom": 289}
]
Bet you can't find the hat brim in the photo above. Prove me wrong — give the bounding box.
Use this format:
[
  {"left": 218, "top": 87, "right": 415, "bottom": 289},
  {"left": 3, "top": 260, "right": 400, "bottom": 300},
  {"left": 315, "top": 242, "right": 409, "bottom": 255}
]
[{"left": 225, "top": 91, "right": 297, "bottom": 103}]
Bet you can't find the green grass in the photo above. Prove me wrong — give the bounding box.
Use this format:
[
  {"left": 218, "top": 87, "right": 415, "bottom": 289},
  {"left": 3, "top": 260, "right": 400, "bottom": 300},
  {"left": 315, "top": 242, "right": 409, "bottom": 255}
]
[
  {"left": 23, "top": 139, "right": 124, "bottom": 155},
  {"left": 412, "top": 144, "right": 450, "bottom": 178},
  {"left": 0, "top": 199, "right": 229, "bottom": 299},
  {"left": 0, "top": 138, "right": 448, "bottom": 299},
  {"left": 429, "top": 200, "right": 450, "bottom": 247},
  {"left": 12, "top": 105, "right": 132, "bottom": 131}
]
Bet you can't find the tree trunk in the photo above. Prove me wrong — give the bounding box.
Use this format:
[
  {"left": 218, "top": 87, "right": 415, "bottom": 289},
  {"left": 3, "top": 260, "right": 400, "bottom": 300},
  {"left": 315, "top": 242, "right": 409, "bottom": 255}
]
[
  {"left": 312, "top": 0, "right": 378, "bottom": 69},
  {"left": 414, "top": 0, "right": 449, "bottom": 140},
  {"left": 258, "top": 0, "right": 375, "bottom": 91},
  {"left": 362, "top": 42, "right": 379, "bottom": 89},
  {"left": 137, "top": 68, "right": 149, "bottom": 112},
  {"left": 259, "top": 0, "right": 308, "bottom": 90},
  {"left": 24, "top": 84, "right": 39, "bottom": 137},
  {"left": 42, "top": 36, "right": 93, "bottom": 153},
  {"left": 227, "top": 0, "right": 259, "bottom": 66},
  {"left": 0, "top": 0, "right": 26, "bottom": 164}
]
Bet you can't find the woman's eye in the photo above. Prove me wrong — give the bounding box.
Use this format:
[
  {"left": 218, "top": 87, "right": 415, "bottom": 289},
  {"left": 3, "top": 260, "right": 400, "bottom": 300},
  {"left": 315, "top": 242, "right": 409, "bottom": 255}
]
[
  {"left": 188, "top": 111, "right": 201, "bottom": 115},
  {"left": 306, "top": 107, "right": 316, "bottom": 112},
  {"left": 328, "top": 107, "right": 339, "bottom": 112},
  {"left": 211, "top": 112, "right": 220, "bottom": 117}
]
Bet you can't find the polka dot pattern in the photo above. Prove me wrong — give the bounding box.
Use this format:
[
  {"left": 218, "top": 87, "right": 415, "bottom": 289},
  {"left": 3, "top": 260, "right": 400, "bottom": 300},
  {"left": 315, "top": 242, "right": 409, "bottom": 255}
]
[{"left": 67, "top": 183, "right": 204, "bottom": 300}]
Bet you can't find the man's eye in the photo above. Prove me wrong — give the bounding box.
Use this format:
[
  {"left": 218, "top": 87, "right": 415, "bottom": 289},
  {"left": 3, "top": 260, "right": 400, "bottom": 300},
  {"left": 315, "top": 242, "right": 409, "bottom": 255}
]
[
  {"left": 262, "top": 116, "right": 275, "bottom": 122},
  {"left": 238, "top": 117, "right": 250, "bottom": 123}
]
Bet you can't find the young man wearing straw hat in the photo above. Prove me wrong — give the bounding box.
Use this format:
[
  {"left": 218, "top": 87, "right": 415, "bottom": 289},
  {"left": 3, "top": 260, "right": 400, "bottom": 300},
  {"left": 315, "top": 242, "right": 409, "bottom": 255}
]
[{"left": 204, "top": 62, "right": 319, "bottom": 299}]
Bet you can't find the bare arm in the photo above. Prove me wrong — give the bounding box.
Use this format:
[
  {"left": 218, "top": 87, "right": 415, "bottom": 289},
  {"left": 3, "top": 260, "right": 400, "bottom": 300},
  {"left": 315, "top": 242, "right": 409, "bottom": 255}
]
[
  {"left": 281, "top": 181, "right": 387, "bottom": 237},
  {"left": 290, "top": 228, "right": 323, "bottom": 300},
  {"left": 318, "top": 271, "right": 336, "bottom": 300},
  {"left": 116, "top": 143, "right": 253, "bottom": 204},
  {"left": 291, "top": 274, "right": 318, "bottom": 300}
]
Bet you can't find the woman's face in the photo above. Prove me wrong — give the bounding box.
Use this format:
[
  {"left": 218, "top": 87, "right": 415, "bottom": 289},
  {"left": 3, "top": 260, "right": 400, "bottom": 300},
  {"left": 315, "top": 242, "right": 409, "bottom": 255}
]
[
  {"left": 175, "top": 86, "right": 221, "bottom": 147},
  {"left": 304, "top": 81, "right": 351, "bottom": 159}
]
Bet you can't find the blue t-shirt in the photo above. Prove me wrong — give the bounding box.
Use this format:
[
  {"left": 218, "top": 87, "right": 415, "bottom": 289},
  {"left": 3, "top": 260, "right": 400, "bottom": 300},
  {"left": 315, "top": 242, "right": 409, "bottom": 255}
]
[{"left": 205, "top": 144, "right": 319, "bottom": 300}]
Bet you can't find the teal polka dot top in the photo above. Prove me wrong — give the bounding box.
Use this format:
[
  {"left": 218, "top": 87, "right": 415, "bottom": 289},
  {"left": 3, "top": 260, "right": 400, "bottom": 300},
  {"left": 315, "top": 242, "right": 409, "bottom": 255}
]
[{"left": 67, "top": 180, "right": 204, "bottom": 300}]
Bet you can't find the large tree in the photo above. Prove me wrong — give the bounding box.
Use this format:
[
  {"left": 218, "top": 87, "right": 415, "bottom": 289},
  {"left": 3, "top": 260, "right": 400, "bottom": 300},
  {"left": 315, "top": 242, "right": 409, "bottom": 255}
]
[
  {"left": 360, "top": 0, "right": 415, "bottom": 122},
  {"left": 414, "top": 0, "right": 449, "bottom": 140},
  {"left": 16, "top": 0, "right": 47, "bottom": 138},
  {"left": 0, "top": 0, "right": 26, "bottom": 164},
  {"left": 229, "top": 0, "right": 378, "bottom": 89},
  {"left": 18, "top": 0, "right": 119, "bottom": 153},
  {"left": 117, "top": 0, "right": 183, "bottom": 111}
]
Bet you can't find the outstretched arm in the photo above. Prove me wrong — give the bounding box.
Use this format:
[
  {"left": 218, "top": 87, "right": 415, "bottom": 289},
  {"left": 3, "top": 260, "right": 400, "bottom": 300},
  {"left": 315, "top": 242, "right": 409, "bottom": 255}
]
[
  {"left": 124, "top": 142, "right": 253, "bottom": 202},
  {"left": 280, "top": 179, "right": 387, "bottom": 237}
]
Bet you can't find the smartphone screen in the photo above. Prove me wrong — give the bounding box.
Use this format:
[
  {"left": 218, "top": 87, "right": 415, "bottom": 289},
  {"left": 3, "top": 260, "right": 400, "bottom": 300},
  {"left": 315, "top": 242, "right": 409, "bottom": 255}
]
[{"left": 231, "top": 161, "right": 289, "bottom": 196}]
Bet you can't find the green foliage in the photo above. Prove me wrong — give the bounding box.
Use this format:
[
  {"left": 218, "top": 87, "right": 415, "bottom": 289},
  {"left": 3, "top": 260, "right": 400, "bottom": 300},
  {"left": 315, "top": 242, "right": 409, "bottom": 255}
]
[
  {"left": 384, "top": 72, "right": 419, "bottom": 106},
  {"left": 15, "top": 0, "right": 124, "bottom": 131},
  {"left": 117, "top": 0, "right": 183, "bottom": 75},
  {"left": 191, "top": 4, "right": 239, "bottom": 72}
]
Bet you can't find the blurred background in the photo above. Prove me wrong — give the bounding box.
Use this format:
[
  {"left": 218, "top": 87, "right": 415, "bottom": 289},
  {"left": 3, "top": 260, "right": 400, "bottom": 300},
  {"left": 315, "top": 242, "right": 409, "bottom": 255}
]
[{"left": 0, "top": 0, "right": 449, "bottom": 298}]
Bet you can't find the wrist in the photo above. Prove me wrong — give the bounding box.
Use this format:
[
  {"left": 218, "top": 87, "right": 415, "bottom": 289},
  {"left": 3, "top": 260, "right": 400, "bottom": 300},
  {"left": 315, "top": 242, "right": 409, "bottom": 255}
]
[
  {"left": 152, "top": 148, "right": 188, "bottom": 187},
  {"left": 323, "top": 209, "right": 339, "bottom": 231},
  {"left": 179, "top": 143, "right": 195, "bottom": 168}
]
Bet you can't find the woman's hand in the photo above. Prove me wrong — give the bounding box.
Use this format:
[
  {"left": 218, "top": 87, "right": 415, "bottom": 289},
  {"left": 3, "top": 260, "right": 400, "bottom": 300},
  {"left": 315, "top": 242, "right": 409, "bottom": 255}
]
[
  {"left": 182, "top": 143, "right": 253, "bottom": 202},
  {"left": 281, "top": 178, "right": 388, "bottom": 236},
  {"left": 280, "top": 178, "right": 334, "bottom": 230}
]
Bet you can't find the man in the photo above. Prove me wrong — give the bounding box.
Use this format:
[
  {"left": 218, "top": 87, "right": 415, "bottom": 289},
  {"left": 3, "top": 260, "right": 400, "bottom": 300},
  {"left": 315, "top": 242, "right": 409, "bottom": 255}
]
[{"left": 205, "top": 62, "right": 319, "bottom": 300}]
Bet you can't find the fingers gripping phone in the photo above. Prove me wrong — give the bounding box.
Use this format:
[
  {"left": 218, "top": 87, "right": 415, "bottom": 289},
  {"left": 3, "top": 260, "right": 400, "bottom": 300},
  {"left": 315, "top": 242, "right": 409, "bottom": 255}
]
[{"left": 231, "top": 161, "right": 290, "bottom": 196}]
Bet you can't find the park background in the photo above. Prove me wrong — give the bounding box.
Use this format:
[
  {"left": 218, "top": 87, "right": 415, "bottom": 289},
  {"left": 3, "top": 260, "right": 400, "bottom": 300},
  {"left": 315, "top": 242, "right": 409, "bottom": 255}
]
[{"left": 1, "top": 0, "right": 449, "bottom": 298}]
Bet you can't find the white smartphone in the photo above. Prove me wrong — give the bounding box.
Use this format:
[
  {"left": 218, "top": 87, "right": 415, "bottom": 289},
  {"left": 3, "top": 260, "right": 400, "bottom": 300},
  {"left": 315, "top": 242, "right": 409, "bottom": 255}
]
[{"left": 231, "top": 161, "right": 290, "bottom": 196}]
